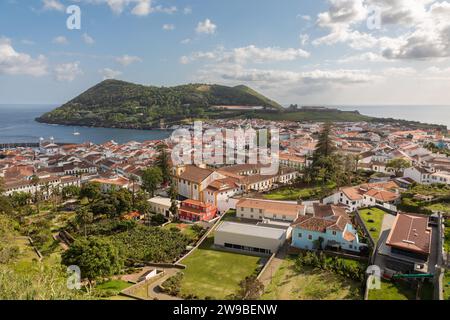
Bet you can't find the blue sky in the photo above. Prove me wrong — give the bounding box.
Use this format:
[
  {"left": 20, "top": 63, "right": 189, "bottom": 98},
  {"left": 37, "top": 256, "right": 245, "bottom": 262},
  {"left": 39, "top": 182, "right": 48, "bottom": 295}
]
[{"left": 1, "top": 0, "right": 450, "bottom": 105}]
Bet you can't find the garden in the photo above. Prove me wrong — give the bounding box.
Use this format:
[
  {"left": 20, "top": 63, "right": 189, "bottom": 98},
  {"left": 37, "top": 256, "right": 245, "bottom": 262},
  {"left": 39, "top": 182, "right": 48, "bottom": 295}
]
[
  {"left": 368, "top": 279, "right": 416, "bottom": 300},
  {"left": 261, "top": 255, "right": 363, "bottom": 300},
  {"left": 262, "top": 182, "right": 336, "bottom": 201},
  {"left": 358, "top": 207, "right": 386, "bottom": 241}
]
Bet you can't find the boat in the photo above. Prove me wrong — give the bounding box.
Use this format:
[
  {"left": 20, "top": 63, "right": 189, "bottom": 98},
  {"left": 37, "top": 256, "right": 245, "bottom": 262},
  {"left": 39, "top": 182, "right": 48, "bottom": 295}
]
[{"left": 73, "top": 129, "right": 80, "bottom": 136}]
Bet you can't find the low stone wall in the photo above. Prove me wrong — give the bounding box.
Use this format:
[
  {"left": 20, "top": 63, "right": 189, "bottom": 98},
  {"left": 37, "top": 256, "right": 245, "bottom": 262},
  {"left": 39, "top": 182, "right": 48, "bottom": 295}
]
[
  {"left": 256, "top": 252, "right": 276, "bottom": 281},
  {"left": 354, "top": 210, "right": 375, "bottom": 248}
]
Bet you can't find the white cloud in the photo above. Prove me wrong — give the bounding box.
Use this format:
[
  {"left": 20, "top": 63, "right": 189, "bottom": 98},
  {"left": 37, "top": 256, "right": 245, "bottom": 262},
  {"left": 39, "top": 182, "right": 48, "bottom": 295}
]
[
  {"left": 183, "top": 7, "right": 192, "bottom": 14},
  {"left": 52, "top": 36, "right": 69, "bottom": 45},
  {"left": 314, "top": 0, "right": 450, "bottom": 59},
  {"left": 181, "top": 45, "right": 310, "bottom": 65},
  {"left": 0, "top": 37, "right": 47, "bottom": 76},
  {"left": 162, "top": 24, "right": 175, "bottom": 31},
  {"left": 181, "top": 38, "right": 191, "bottom": 44},
  {"left": 115, "top": 54, "right": 142, "bottom": 66},
  {"left": 299, "top": 34, "right": 310, "bottom": 46},
  {"left": 196, "top": 19, "right": 217, "bottom": 35},
  {"left": 81, "top": 0, "right": 176, "bottom": 16},
  {"left": 337, "top": 52, "right": 386, "bottom": 63},
  {"left": 99, "top": 68, "right": 122, "bottom": 80},
  {"left": 42, "top": 0, "right": 64, "bottom": 12},
  {"left": 298, "top": 14, "right": 311, "bottom": 21},
  {"left": 54, "top": 62, "right": 83, "bottom": 82},
  {"left": 82, "top": 33, "right": 95, "bottom": 45}
]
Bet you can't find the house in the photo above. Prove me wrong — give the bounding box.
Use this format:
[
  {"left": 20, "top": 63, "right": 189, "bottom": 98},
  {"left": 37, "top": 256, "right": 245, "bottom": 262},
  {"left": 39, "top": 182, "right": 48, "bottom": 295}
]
[
  {"left": 90, "top": 176, "right": 130, "bottom": 192},
  {"left": 179, "top": 199, "right": 218, "bottom": 222},
  {"left": 121, "top": 211, "right": 144, "bottom": 221},
  {"left": 148, "top": 196, "right": 179, "bottom": 219},
  {"left": 379, "top": 213, "right": 433, "bottom": 273},
  {"left": 173, "top": 165, "right": 225, "bottom": 202},
  {"left": 203, "top": 178, "right": 242, "bottom": 214},
  {"left": 323, "top": 181, "right": 401, "bottom": 212},
  {"left": 403, "top": 166, "right": 433, "bottom": 184},
  {"left": 291, "top": 204, "right": 366, "bottom": 253},
  {"left": 236, "top": 198, "right": 305, "bottom": 222},
  {"left": 214, "top": 221, "right": 286, "bottom": 255},
  {"left": 430, "top": 171, "right": 450, "bottom": 185}
]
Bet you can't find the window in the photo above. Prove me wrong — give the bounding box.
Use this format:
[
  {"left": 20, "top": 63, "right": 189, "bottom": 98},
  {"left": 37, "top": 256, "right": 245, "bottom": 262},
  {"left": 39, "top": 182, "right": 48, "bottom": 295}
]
[
  {"left": 298, "top": 233, "right": 302, "bottom": 238},
  {"left": 250, "top": 208, "right": 254, "bottom": 213},
  {"left": 332, "top": 231, "right": 337, "bottom": 236},
  {"left": 308, "top": 235, "right": 312, "bottom": 241},
  {"left": 241, "top": 207, "right": 244, "bottom": 211},
  {"left": 259, "top": 209, "right": 263, "bottom": 213}
]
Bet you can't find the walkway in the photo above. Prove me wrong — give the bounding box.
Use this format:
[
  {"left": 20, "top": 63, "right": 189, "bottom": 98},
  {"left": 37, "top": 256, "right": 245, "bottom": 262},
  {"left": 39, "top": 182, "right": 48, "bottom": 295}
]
[{"left": 258, "top": 243, "right": 289, "bottom": 288}]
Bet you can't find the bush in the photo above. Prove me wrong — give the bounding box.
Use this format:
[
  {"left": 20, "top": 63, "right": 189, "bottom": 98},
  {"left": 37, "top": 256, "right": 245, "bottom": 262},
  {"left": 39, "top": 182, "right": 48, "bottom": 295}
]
[
  {"left": 368, "top": 219, "right": 375, "bottom": 223},
  {"left": 161, "top": 272, "right": 184, "bottom": 297},
  {"left": 370, "top": 227, "right": 377, "bottom": 232}
]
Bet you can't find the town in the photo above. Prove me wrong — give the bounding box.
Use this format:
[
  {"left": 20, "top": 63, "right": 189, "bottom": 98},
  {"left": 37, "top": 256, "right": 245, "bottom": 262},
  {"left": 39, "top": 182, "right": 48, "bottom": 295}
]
[{"left": 0, "top": 118, "right": 449, "bottom": 300}]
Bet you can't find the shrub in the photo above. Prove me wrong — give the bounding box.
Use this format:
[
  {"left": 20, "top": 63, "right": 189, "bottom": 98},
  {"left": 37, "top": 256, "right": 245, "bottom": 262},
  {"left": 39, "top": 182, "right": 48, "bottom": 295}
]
[
  {"left": 370, "top": 227, "right": 377, "bottom": 232},
  {"left": 368, "top": 219, "right": 375, "bottom": 223},
  {"left": 161, "top": 272, "right": 184, "bottom": 297}
]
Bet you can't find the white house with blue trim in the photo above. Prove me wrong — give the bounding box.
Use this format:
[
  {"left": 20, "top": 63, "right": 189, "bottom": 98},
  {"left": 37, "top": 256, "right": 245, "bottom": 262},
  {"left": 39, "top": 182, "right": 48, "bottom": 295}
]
[{"left": 291, "top": 204, "right": 366, "bottom": 253}]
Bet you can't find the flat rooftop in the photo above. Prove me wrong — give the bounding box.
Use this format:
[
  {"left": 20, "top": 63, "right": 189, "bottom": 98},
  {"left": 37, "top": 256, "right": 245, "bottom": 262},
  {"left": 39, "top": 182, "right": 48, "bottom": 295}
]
[{"left": 216, "top": 221, "right": 286, "bottom": 240}]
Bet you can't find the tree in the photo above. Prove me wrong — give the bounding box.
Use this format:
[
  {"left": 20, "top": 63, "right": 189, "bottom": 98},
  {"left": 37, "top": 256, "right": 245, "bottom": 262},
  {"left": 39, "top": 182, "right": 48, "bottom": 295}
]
[
  {"left": 155, "top": 144, "right": 171, "bottom": 184},
  {"left": 129, "top": 175, "right": 139, "bottom": 206},
  {"left": 79, "top": 182, "right": 101, "bottom": 204},
  {"left": 62, "top": 185, "right": 80, "bottom": 200},
  {"left": 168, "top": 179, "right": 179, "bottom": 221},
  {"left": 75, "top": 206, "right": 94, "bottom": 237},
  {"left": 61, "top": 237, "right": 123, "bottom": 283},
  {"left": 387, "top": 158, "right": 411, "bottom": 177},
  {"left": 313, "top": 123, "right": 336, "bottom": 161},
  {"left": 10, "top": 192, "right": 31, "bottom": 208},
  {"left": 238, "top": 275, "right": 264, "bottom": 300},
  {"left": 30, "top": 175, "right": 41, "bottom": 213},
  {"left": 141, "top": 167, "right": 163, "bottom": 197}
]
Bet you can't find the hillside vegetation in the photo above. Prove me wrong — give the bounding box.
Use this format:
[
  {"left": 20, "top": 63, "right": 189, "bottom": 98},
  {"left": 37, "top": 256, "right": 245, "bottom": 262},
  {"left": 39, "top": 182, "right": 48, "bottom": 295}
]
[{"left": 36, "top": 80, "right": 283, "bottom": 129}]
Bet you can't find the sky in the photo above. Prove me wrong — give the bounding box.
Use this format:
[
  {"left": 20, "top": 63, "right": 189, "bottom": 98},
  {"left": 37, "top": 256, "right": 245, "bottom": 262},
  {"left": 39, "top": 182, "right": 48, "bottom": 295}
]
[{"left": 0, "top": 0, "right": 450, "bottom": 106}]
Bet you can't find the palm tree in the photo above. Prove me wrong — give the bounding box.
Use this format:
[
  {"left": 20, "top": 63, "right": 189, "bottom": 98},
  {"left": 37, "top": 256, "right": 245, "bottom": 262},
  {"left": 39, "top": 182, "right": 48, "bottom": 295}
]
[
  {"left": 30, "top": 175, "right": 41, "bottom": 213},
  {"left": 51, "top": 185, "right": 61, "bottom": 211},
  {"left": 129, "top": 175, "right": 139, "bottom": 207}
]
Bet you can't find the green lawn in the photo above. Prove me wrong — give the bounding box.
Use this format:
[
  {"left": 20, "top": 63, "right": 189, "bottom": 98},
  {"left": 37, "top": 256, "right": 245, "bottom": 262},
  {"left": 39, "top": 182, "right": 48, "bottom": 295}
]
[
  {"left": 179, "top": 237, "right": 263, "bottom": 299},
  {"left": 444, "top": 271, "right": 450, "bottom": 300},
  {"left": 358, "top": 208, "right": 386, "bottom": 241},
  {"left": 444, "top": 222, "right": 450, "bottom": 253},
  {"left": 263, "top": 183, "right": 335, "bottom": 201},
  {"left": 96, "top": 280, "right": 132, "bottom": 292},
  {"left": 368, "top": 279, "right": 416, "bottom": 300},
  {"left": 261, "top": 256, "right": 362, "bottom": 300}
]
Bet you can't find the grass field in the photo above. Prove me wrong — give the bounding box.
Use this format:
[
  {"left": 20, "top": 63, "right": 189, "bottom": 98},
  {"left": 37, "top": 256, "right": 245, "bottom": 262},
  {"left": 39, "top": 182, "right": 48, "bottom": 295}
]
[
  {"left": 358, "top": 208, "right": 386, "bottom": 241},
  {"left": 261, "top": 257, "right": 362, "bottom": 300},
  {"left": 368, "top": 279, "right": 416, "bottom": 300},
  {"left": 96, "top": 280, "right": 133, "bottom": 292},
  {"left": 445, "top": 221, "right": 450, "bottom": 253},
  {"left": 179, "top": 237, "right": 263, "bottom": 299},
  {"left": 263, "top": 183, "right": 335, "bottom": 201},
  {"left": 444, "top": 271, "right": 450, "bottom": 300}
]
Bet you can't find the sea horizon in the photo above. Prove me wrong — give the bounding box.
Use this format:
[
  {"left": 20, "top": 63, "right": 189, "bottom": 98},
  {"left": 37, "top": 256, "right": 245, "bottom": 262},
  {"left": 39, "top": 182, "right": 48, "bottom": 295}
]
[{"left": 0, "top": 104, "right": 449, "bottom": 145}]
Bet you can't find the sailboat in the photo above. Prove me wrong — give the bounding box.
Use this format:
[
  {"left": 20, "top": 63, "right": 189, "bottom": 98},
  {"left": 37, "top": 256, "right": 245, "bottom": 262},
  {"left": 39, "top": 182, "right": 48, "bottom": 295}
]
[{"left": 73, "top": 129, "right": 80, "bottom": 136}]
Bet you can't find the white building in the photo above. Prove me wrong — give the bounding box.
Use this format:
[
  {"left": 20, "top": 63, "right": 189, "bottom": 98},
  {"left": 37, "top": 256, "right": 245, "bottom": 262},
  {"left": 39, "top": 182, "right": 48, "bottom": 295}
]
[
  {"left": 236, "top": 198, "right": 305, "bottom": 222},
  {"left": 214, "top": 221, "right": 287, "bottom": 255},
  {"left": 149, "top": 196, "right": 179, "bottom": 218}
]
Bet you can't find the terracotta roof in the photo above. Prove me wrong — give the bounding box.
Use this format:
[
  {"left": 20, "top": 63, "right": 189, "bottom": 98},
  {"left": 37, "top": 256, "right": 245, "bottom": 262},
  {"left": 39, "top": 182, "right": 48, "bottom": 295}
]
[
  {"left": 341, "top": 187, "right": 363, "bottom": 201},
  {"left": 179, "top": 165, "right": 214, "bottom": 183},
  {"left": 237, "top": 198, "right": 304, "bottom": 216},
  {"left": 365, "top": 188, "right": 400, "bottom": 202},
  {"left": 386, "top": 213, "right": 432, "bottom": 256},
  {"left": 291, "top": 216, "right": 335, "bottom": 233}
]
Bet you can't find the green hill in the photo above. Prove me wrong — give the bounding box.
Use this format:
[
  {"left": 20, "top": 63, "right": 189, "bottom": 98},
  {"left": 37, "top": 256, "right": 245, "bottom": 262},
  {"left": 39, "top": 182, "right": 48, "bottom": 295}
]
[{"left": 36, "top": 80, "right": 283, "bottom": 129}]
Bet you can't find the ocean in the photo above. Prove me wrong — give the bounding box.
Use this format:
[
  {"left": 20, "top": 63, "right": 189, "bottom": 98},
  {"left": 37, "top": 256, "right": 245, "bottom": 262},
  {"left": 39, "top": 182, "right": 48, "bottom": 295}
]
[
  {"left": 0, "top": 104, "right": 449, "bottom": 144},
  {"left": 0, "top": 105, "right": 171, "bottom": 144}
]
